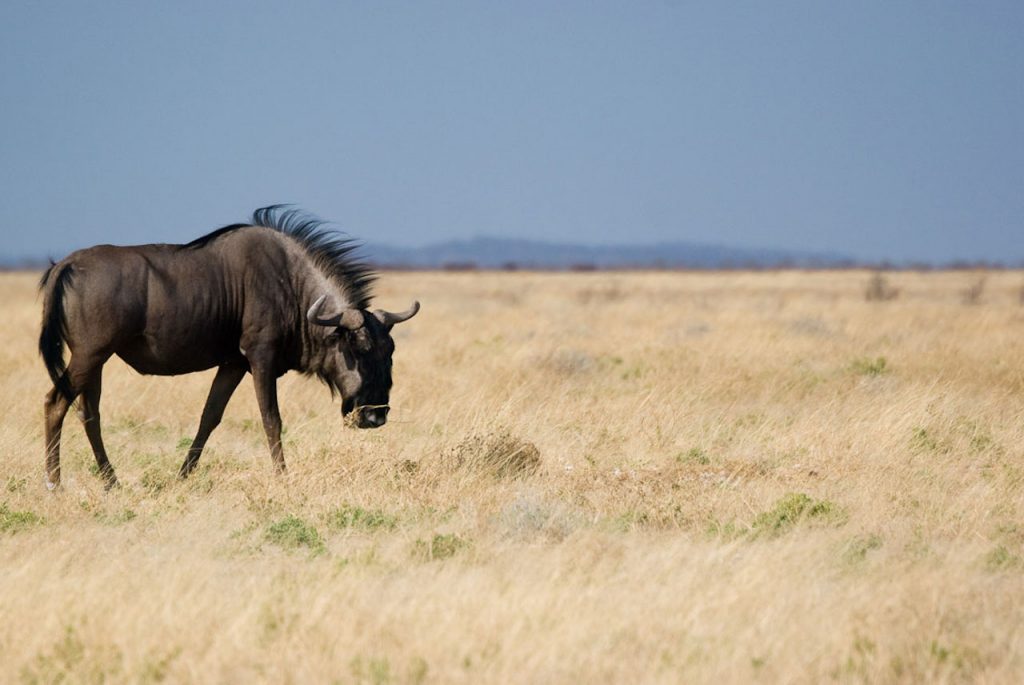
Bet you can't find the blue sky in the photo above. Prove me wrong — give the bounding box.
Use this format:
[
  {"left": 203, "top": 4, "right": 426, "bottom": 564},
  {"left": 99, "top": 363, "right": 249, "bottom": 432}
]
[{"left": 1, "top": 2, "right": 1021, "bottom": 263}]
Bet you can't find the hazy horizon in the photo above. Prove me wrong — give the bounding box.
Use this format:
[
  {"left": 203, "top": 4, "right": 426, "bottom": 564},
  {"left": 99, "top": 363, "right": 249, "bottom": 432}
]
[{"left": 2, "top": 3, "right": 1021, "bottom": 263}]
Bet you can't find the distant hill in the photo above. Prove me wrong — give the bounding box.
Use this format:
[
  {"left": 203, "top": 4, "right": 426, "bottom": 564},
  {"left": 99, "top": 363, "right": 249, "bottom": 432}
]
[
  {"left": 4, "top": 237, "right": 1012, "bottom": 271},
  {"left": 363, "top": 237, "right": 854, "bottom": 270}
]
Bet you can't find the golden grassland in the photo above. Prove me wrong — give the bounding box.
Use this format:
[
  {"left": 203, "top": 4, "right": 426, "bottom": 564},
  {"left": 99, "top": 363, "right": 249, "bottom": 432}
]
[{"left": 1, "top": 269, "right": 1023, "bottom": 683}]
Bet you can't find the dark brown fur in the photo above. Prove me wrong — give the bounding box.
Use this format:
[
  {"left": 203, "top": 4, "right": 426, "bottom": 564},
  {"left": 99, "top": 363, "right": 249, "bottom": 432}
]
[{"left": 38, "top": 206, "right": 418, "bottom": 489}]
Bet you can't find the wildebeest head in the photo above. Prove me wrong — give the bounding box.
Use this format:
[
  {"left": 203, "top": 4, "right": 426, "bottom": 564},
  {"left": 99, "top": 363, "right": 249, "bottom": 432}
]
[{"left": 307, "top": 295, "right": 420, "bottom": 428}]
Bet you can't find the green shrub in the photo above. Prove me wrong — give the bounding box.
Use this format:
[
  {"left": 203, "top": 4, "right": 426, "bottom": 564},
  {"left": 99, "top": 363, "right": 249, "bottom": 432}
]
[{"left": 865, "top": 273, "right": 899, "bottom": 301}]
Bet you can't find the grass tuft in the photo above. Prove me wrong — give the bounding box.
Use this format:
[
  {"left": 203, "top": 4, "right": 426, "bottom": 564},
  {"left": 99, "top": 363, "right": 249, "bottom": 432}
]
[
  {"left": 0, "top": 502, "right": 42, "bottom": 533},
  {"left": 444, "top": 429, "right": 541, "bottom": 477},
  {"left": 266, "top": 515, "right": 325, "bottom": 553},
  {"left": 751, "top": 493, "right": 844, "bottom": 537},
  {"left": 413, "top": 533, "right": 467, "bottom": 561},
  {"left": 850, "top": 356, "right": 888, "bottom": 376},
  {"left": 325, "top": 504, "right": 398, "bottom": 532}
]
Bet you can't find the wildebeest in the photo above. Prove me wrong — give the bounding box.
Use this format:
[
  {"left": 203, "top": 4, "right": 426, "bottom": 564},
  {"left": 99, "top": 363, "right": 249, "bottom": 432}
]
[{"left": 38, "top": 205, "right": 419, "bottom": 489}]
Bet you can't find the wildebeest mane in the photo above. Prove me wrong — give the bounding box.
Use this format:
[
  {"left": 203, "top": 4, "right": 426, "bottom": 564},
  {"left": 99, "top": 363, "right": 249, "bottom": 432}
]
[{"left": 185, "top": 205, "right": 376, "bottom": 310}]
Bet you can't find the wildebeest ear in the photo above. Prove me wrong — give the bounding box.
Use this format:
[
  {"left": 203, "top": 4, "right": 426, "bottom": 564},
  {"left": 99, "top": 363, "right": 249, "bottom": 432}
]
[
  {"left": 308, "top": 294, "right": 364, "bottom": 330},
  {"left": 373, "top": 301, "right": 421, "bottom": 328}
]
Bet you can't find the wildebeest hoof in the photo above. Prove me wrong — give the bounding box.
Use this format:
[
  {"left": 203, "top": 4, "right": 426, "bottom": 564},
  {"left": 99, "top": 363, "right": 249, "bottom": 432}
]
[{"left": 45, "top": 480, "right": 59, "bottom": 492}]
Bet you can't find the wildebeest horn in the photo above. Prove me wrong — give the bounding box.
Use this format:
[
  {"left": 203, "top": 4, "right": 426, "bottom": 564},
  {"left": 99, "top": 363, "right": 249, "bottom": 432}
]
[
  {"left": 373, "top": 301, "right": 421, "bottom": 327},
  {"left": 307, "top": 295, "right": 364, "bottom": 330}
]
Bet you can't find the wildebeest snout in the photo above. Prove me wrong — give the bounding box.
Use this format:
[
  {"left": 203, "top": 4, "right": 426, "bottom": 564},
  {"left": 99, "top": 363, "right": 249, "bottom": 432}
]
[{"left": 358, "top": 406, "right": 389, "bottom": 428}]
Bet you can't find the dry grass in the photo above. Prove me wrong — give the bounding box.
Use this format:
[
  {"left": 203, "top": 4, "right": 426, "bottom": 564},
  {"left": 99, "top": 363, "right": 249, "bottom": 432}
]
[{"left": 1, "top": 269, "right": 1023, "bottom": 683}]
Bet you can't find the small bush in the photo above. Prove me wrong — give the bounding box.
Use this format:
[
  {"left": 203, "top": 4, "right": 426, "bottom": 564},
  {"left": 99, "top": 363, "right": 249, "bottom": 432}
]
[
  {"left": 325, "top": 504, "right": 397, "bottom": 532},
  {"left": 413, "top": 533, "right": 467, "bottom": 561},
  {"left": 751, "top": 493, "right": 843, "bottom": 537},
  {"left": 865, "top": 273, "right": 899, "bottom": 301},
  {"left": 0, "top": 503, "right": 42, "bottom": 533},
  {"left": 266, "top": 515, "right": 324, "bottom": 553}
]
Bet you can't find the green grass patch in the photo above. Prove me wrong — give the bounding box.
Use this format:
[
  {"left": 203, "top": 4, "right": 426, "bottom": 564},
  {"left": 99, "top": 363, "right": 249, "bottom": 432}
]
[
  {"left": 910, "top": 427, "right": 949, "bottom": 454},
  {"left": 676, "top": 447, "right": 710, "bottom": 465},
  {"left": 0, "top": 502, "right": 42, "bottom": 533},
  {"left": 141, "top": 467, "right": 173, "bottom": 495},
  {"left": 850, "top": 356, "right": 888, "bottom": 376},
  {"left": 613, "top": 510, "right": 650, "bottom": 531},
  {"left": 985, "top": 545, "right": 1021, "bottom": 571},
  {"left": 266, "top": 515, "right": 324, "bottom": 553},
  {"left": 705, "top": 518, "right": 745, "bottom": 541},
  {"left": 95, "top": 508, "right": 137, "bottom": 525},
  {"left": 751, "top": 493, "right": 844, "bottom": 537},
  {"left": 842, "top": 533, "right": 884, "bottom": 564},
  {"left": 325, "top": 504, "right": 398, "bottom": 532},
  {"left": 413, "top": 533, "right": 467, "bottom": 561}
]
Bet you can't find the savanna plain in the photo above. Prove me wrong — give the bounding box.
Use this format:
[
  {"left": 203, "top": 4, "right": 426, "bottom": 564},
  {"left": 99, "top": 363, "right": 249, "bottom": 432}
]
[{"left": 1, "top": 269, "right": 1023, "bottom": 684}]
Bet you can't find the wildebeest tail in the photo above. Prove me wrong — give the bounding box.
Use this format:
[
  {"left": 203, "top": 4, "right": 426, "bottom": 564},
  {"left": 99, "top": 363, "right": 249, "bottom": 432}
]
[{"left": 39, "top": 261, "right": 74, "bottom": 401}]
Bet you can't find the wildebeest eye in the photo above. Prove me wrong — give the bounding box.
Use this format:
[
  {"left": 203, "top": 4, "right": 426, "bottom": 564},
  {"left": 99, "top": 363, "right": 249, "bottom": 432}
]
[{"left": 351, "top": 329, "right": 373, "bottom": 353}]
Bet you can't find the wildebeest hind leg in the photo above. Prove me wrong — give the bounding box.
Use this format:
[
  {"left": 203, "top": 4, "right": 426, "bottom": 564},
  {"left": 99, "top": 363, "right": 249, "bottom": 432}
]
[
  {"left": 43, "top": 353, "right": 107, "bottom": 489},
  {"left": 78, "top": 370, "right": 118, "bottom": 490},
  {"left": 178, "top": 364, "right": 246, "bottom": 479},
  {"left": 44, "top": 381, "right": 74, "bottom": 490}
]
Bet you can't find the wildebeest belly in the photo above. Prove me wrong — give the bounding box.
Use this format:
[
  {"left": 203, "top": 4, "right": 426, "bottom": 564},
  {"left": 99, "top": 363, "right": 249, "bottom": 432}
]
[{"left": 116, "top": 335, "right": 245, "bottom": 376}]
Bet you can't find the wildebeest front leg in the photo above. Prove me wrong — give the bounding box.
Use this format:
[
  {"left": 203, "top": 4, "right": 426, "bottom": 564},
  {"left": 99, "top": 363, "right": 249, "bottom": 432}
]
[
  {"left": 250, "top": 364, "right": 286, "bottom": 473},
  {"left": 78, "top": 372, "right": 118, "bottom": 489},
  {"left": 179, "top": 364, "right": 247, "bottom": 479}
]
